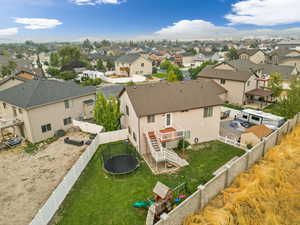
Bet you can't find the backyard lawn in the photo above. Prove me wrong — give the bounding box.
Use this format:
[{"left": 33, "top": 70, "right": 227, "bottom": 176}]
[
  {"left": 53, "top": 141, "right": 244, "bottom": 225},
  {"left": 152, "top": 73, "right": 167, "bottom": 79}
]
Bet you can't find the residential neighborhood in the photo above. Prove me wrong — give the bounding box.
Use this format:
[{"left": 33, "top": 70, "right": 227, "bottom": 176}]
[{"left": 1, "top": 1, "right": 300, "bottom": 225}]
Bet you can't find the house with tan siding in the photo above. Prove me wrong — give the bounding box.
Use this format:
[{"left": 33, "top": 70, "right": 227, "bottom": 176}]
[
  {"left": 269, "top": 49, "right": 300, "bottom": 70},
  {"left": 119, "top": 80, "right": 226, "bottom": 171},
  {"left": 0, "top": 79, "right": 96, "bottom": 143},
  {"left": 237, "top": 49, "right": 266, "bottom": 64},
  {"left": 115, "top": 54, "right": 152, "bottom": 76},
  {"left": 198, "top": 63, "right": 260, "bottom": 105}
]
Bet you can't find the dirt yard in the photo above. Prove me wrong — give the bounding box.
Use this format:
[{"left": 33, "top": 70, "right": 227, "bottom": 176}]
[{"left": 0, "top": 132, "right": 89, "bottom": 225}]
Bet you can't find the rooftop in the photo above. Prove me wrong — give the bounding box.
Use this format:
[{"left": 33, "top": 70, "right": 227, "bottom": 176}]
[
  {"left": 121, "top": 79, "right": 226, "bottom": 117},
  {"left": 0, "top": 79, "right": 96, "bottom": 109}
]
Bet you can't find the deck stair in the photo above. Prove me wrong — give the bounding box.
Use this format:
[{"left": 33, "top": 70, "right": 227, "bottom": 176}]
[{"left": 148, "top": 132, "right": 160, "bottom": 152}]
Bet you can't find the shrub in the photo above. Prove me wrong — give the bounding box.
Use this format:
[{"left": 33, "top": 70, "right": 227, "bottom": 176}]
[
  {"left": 24, "top": 143, "right": 38, "bottom": 153},
  {"left": 176, "top": 139, "right": 191, "bottom": 151}
]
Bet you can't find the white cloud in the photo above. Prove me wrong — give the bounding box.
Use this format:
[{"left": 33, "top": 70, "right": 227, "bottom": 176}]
[
  {"left": 0, "top": 27, "right": 18, "bottom": 36},
  {"left": 14, "top": 18, "right": 62, "bottom": 30},
  {"left": 225, "top": 0, "right": 300, "bottom": 26},
  {"left": 137, "top": 19, "right": 300, "bottom": 40},
  {"left": 71, "top": 0, "right": 124, "bottom": 5}
]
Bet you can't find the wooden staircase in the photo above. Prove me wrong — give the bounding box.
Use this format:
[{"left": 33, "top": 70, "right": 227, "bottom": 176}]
[{"left": 148, "top": 131, "right": 161, "bottom": 151}]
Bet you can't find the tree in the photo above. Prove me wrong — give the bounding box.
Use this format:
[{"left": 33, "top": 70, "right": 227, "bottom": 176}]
[
  {"left": 0, "top": 66, "right": 11, "bottom": 77},
  {"left": 106, "top": 60, "right": 114, "bottom": 71},
  {"left": 50, "top": 52, "right": 60, "bottom": 67},
  {"left": 58, "top": 46, "right": 84, "bottom": 70},
  {"left": 221, "top": 45, "right": 229, "bottom": 52},
  {"left": 167, "top": 69, "right": 178, "bottom": 82},
  {"left": 7, "top": 60, "right": 17, "bottom": 72},
  {"left": 188, "top": 61, "right": 217, "bottom": 80},
  {"left": 160, "top": 60, "right": 172, "bottom": 70},
  {"left": 268, "top": 72, "right": 283, "bottom": 98},
  {"left": 173, "top": 66, "right": 184, "bottom": 81},
  {"left": 46, "top": 67, "right": 61, "bottom": 77},
  {"left": 227, "top": 48, "right": 239, "bottom": 60},
  {"left": 94, "top": 93, "right": 122, "bottom": 131},
  {"left": 60, "top": 70, "right": 77, "bottom": 80},
  {"left": 96, "top": 59, "right": 105, "bottom": 71},
  {"left": 82, "top": 39, "right": 93, "bottom": 50}
]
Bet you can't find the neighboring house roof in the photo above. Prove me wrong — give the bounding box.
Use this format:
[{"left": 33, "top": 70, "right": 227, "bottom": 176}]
[
  {"left": 198, "top": 66, "right": 254, "bottom": 82},
  {"left": 0, "top": 79, "right": 96, "bottom": 109},
  {"left": 0, "top": 70, "right": 42, "bottom": 86},
  {"left": 225, "top": 59, "right": 297, "bottom": 80},
  {"left": 243, "top": 125, "right": 272, "bottom": 139},
  {"left": 245, "top": 88, "right": 273, "bottom": 97},
  {"left": 120, "top": 79, "right": 226, "bottom": 117},
  {"left": 181, "top": 52, "right": 195, "bottom": 57},
  {"left": 98, "top": 84, "right": 124, "bottom": 98},
  {"left": 237, "top": 49, "right": 262, "bottom": 56},
  {"left": 115, "top": 54, "right": 143, "bottom": 64},
  {"left": 269, "top": 49, "right": 300, "bottom": 57}
]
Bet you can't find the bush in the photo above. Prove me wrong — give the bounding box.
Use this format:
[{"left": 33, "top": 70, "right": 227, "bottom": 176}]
[
  {"left": 246, "top": 143, "right": 253, "bottom": 149},
  {"left": 176, "top": 139, "right": 191, "bottom": 151},
  {"left": 81, "top": 78, "right": 102, "bottom": 86},
  {"left": 24, "top": 143, "right": 38, "bottom": 153}
]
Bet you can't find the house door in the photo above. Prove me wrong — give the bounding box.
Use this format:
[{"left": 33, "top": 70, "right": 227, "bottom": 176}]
[{"left": 165, "top": 113, "right": 172, "bottom": 128}]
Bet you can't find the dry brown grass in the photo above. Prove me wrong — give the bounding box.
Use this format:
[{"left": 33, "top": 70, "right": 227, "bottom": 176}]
[{"left": 185, "top": 125, "right": 300, "bottom": 225}]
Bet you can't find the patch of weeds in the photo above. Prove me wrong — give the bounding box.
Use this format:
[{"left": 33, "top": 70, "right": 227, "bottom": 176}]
[{"left": 24, "top": 143, "right": 38, "bottom": 153}]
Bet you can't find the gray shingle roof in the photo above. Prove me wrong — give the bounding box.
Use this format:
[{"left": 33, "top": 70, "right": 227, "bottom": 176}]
[
  {"left": 115, "top": 54, "right": 141, "bottom": 63},
  {"left": 0, "top": 79, "right": 96, "bottom": 109},
  {"left": 198, "top": 67, "right": 254, "bottom": 82},
  {"left": 121, "top": 79, "right": 226, "bottom": 117}
]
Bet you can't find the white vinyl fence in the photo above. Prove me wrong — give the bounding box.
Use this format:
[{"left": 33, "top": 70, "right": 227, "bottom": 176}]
[{"left": 28, "top": 129, "right": 128, "bottom": 225}]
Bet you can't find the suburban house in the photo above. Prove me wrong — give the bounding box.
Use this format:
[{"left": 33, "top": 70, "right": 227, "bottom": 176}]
[
  {"left": 179, "top": 52, "right": 196, "bottom": 67},
  {"left": 0, "top": 79, "right": 96, "bottom": 143},
  {"left": 237, "top": 49, "right": 266, "bottom": 64},
  {"left": 119, "top": 80, "right": 226, "bottom": 171},
  {"left": 224, "top": 59, "right": 299, "bottom": 89},
  {"left": 198, "top": 63, "right": 262, "bottom": 105},
  {"left": 276, "top": 40, "right": 300, "bottom": 50},
  {"left": 269, "top": 49, "right": 300, "bottom": 70},
  {"left": 240, "top": 124, "right": 272, "bottom": 146},
  {"left": 115, "top": 54, "right": 152, "bottom": 76},
  {"left": 0, "top": 70, "right": 45, "bottom": 91}
]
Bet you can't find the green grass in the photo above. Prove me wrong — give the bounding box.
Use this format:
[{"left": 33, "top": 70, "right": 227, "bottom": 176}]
[
  {"left": 223, "top": 104, "right": 244, "bottom": 111},
  {"left": 152, "top": 73, "right": 167, "bottom": 79},
  {"left": 54, "top": 141, "right": 244, "bottom": 225}
]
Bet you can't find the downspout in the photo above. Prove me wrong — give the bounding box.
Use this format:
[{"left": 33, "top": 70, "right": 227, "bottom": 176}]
[
  {"left": 138, "top": 117, "right": 141, "bottom": 153},
  {"left": 243, "top": 82, "right": 246, "bottom": 105}
]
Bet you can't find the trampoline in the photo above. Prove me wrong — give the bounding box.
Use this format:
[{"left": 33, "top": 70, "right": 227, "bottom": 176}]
[{"left": 102, "top": 142, "right": 139, "bottom": 175}]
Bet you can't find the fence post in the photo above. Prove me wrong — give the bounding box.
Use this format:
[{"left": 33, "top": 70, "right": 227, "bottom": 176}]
[
  {"left": 246, "top": 149, "right": 252, "bottom": 169},
  {"left": 261, "top": 138, "right": 267, "bottom": 157},
  {"left": 225, "top": 164, "right": 231, "bottom": 187},
  {"left": 197, "top": 185, "right": 205, "bottom": 210}
]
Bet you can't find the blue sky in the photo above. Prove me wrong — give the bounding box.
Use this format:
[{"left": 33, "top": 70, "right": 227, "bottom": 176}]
[{"left": 1, "top": 0, "right": 300, "bottom": 42}]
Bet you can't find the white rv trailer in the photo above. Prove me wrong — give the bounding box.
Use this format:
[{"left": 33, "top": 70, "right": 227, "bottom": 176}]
[{"left": 236, "top": 109, "right": 285, "bottom": 130}]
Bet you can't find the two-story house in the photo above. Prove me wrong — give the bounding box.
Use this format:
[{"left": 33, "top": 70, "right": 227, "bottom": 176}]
[
  {"left": 0, "top": 79, "right": 96, "bottom": 143},
  {"left": 237, "top": 49, "right": 266, "bottom": 64},
  {"left": 119, "top": 80, "right": 226, "bottom": 170},
  {"left": 198, "top": 63, "right": 262, "bottom": 105},
  {"left": 115, "top": 54, "right": 152, "bottom": 76}
]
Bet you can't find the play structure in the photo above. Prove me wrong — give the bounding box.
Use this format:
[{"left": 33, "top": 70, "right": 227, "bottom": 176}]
[
  {"left": 101, "top": 142, "right": 139, "bottom": 175},
  {"left": 134, "top": 181, "right": 188, "bottom": 225}
]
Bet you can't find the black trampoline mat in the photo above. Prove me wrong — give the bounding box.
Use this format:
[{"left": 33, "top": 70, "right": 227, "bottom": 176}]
[{"left": 104, "top": 154, "right": 139, "bottom": 175}]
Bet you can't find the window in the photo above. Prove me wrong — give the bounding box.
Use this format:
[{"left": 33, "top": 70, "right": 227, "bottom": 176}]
[
  {"left": 133, "top": 132, "right": 137, "bottom": 142},
  {"left": 2, "top": 103, "right": 6, "bottom": 109},
  {"left": 64, "top": 100, "right": 70, "bottom": 109},
  {"left": 220, "top": 79, "right": 226, "bottom": 84},
  {"left": 41, "top": 124, "right": 52, "bottom": 133},
  {"left": 63, "top": 117, "right": 72, "bottom": 126},
  {"left": 147, "top": 115, "right": 155, "bottom": 123},
  {"left": 126, "top": 105, "right": 129, "bottom": 116},
  {"left": 247, "top": 81, "right": 251, "bottom": 87},
  {"left": 251, "top": 115, "right": 261, "bottom": 122},
  {"left": 242, "top": 115, "right": 248, "bottom": 120},
  {"left": 141, "top": 63, "right": 144, "bottom": 67},
  {"left": 204, "top": 107, "right": 213, "bottom": 118},
  {"left": 166, "top": 113, "right": 172, "bottom": 127},
  {"left": 18, "top": 108, "right": 22, "bottom": 114}
]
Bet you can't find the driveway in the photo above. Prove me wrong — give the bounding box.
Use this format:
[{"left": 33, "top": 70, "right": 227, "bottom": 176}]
[{"left": 220, "top": 120, "right": 243, "bottom": 140}]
